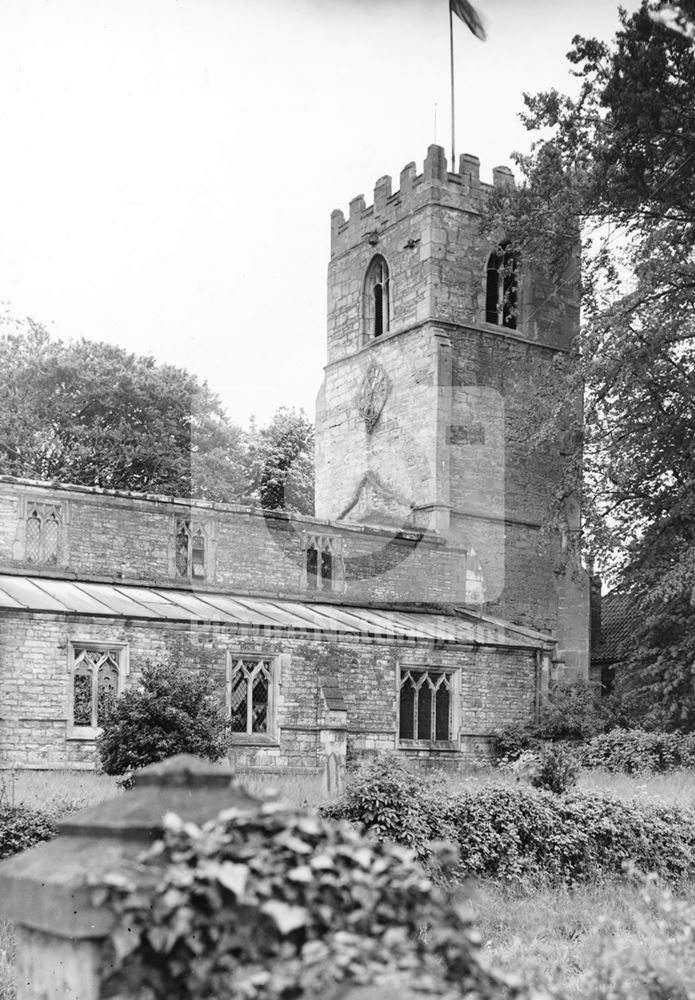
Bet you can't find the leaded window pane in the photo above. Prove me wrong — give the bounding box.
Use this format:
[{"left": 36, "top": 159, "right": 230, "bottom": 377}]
[
  {"left": 229, "top": 658, "right": 272, "bottom": 735},
  {"left": 97, "top": 655, "right": 119, "bottom": 725},
  {"left": 26, "top": 512, "right": 41, "bottom": 562},
  {"left": 44, "top": 514, "right": 59, "bottom": 563},
  {"left": 191, "top": 530, "right": 206, "bottom": 577},
  {"left": 251, "top": 670, "right": 268, "bottom": 733},
  {"left": 73, "top": 663, "right": 93, "bottom": 726},
  {"left": 230, "top": 668, "right": 247, "bottom": 733},
  {"left": 176, "top": 522, "right": 190, "bottom": 576}
]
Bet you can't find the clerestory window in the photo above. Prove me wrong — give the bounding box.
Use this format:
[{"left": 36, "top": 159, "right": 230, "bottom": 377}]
[
  {"left": 227, "top": 654, "right": 278, "bottom": 740},
  {"left": 25, "top": 502, "right": 61, "bottom": 565},
  {"left": 485, "top": 244, "right": 518, "bottom": 329},
  {"left": 69, "top": 643, "right": 127, "bottom": 735},
  {"left": 175, "top": 518, "right": 206, "bottom": 579},
  {"left": 304, "top": 533, "right": 337, "bottom": 592},
  {"left": 363, "top": 254, "right": 390, "bottom": 340},
  {"left": 398, "top": 666, "right": 454, "bottom": 743}
]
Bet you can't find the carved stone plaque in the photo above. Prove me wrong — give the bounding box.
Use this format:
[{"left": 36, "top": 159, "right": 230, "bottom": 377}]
[{"left": 357, "top": 361, "right": 390, "bottom": 433}]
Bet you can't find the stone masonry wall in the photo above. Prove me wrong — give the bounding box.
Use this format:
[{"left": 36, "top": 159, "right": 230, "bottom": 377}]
[
  {"left": 0, "top": 611, "right": 536, "bottom": 771},
  {"left": 0, "top": 477, "right": 472, "bottom": 607}
]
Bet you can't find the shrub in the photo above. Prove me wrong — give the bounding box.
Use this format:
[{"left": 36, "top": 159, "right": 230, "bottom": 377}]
[
  {"left": 321, "top": 754, "right": 424, "bottom": 857},
  {"left": 492, "top": 722, "right": 541, "bottom": 762},
  {"left": 0, "top": 805, "right": 56, "bottom": 860},
  {"left": 97, "top": 802, "right": 521, "bottom": 1000},
  {"left": 580, "top": 728, "right": 695, "bottom": 774},
  {"left": 327, "top": 765, "right": 695, "bottom": 886},
  {"left": 530, "top": 745, "right": 579, "bottom": 794},
  {"left": 97, "top": 660, "right": 229, "bottom": 776},
  {"left": 493, "top": 683, "right": 631, "bottom": 763}
]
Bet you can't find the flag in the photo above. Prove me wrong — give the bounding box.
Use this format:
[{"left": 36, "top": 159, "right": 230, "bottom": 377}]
[{"left": 450, "top": 0, "right": 486, "bottom": 41}]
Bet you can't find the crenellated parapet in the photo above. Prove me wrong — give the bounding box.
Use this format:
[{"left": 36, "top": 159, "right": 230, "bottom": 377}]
[{"left": 330, "top": 144, "right": 515, "bottom": 258}]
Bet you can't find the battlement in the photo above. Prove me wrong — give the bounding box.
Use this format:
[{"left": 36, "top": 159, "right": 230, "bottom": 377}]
[{"left": 330, "top": 144, "right": 515, "bottom": 257}]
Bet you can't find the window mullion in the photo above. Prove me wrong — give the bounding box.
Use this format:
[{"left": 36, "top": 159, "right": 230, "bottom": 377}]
[
  {"left": 91, "top": 665, "right": 99, "bottom": 728},
  {"left": 246, "top": 674, "right": 253, "bottom": 734}
]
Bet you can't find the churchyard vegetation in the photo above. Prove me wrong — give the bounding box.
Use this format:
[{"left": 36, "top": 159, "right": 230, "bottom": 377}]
[
  {"left": 3, "top": 761, "right": 695, "bottom": 998},
  {"left": 97, "top": 659, "right": 230, "bottom": 776},
  {"left": 485, "top": 0, "right": 695, "bottom": 729},
  {"left": 0, "top": 316, "right": 314, "bottom": 514}
]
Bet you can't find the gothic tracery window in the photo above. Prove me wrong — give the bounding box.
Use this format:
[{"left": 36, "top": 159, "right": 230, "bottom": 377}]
[
  {"left": 71, "top": 645, "right": 124, "bottom": 730},
  {"left": 25, "top": 502, "right": 61, "bottom": 564},
  {"left": 304, "top": 534, "right": 337, "bottom": 592},
  {"left": 363, "top": 254, "right": 390, "bottom": 340},
  {"left": 175, "top": 518, "right": 206, "bottom": 578},
  {"left": 228, "top": 656, "right": 275, "bottom": 737},
  {"left": 398, "top": 667, "right": 453, "bottom": 742},
  {"left": 485, "top": 244, "right": 518, "bottom": 329}
]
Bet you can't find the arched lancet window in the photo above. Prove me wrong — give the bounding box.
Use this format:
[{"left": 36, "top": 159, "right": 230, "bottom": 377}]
[
  {"left": 363, "top": 254, "right": 390, "bottom": 340},
  {"left": 485, "top": 244, "right": 518, "bottom": 330}
]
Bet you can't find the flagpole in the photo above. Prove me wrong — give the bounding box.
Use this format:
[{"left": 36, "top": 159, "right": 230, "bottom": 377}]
[{"left": 449, "top": 1, "right": 456, "bottom": 172}]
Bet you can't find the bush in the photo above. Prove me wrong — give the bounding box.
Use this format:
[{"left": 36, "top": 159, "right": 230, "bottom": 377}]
[
  {"left": 530, "top": 745, "right": 579, "bottom": 794},
  {"left": 493, "top": 682, "right": 630, "bottom": 762},
  {"left": 580, "top": 728, "right": 695, "bottom": 773},
  {"left": 97, "top": 660, "right": 229, "bottom": 776},
  {"left": 97, "top": 801, "right": 521, "bottom": 1000},
  {"left": 0, "top": 805, "right": 56, "bottom": 860},
  {"left": 319, "top": 754, "right": 458, "bottom": 861},
  {"left": 326, "top": 761, "right": 695, "bottom": 886}
]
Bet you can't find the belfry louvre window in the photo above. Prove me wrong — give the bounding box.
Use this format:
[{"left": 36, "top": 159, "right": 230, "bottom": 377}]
[
  {"left": 228, "top": 656, "right": 274, "bottom": 736},
  {"left": 364, "top": 254, "right": 390, "bottom": 339},
  {"left": 399, "top": 667, "right": 453, "bottom": 742},
  {"left": 25, "top": 502, "right": 61, "bottom": 564},
  {"left": 70, "top": 644, "right": 125, "bottom": 731},
  {"left": 485, "top": 245, "right": 518, "bottom": 329},
  {"left": 304, "top": 533, "right": 337, "bottom": 592},
  {"left": 175, "top": 518, "right": 206, "bottom": 578}
]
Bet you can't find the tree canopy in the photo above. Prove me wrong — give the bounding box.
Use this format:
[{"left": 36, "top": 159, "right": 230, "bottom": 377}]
[
  {"left": 490, "top": 0, "right": 695, "bottom": 728},
  {"left": 0, "top": 317, "right": 314, "bottom": 514}
]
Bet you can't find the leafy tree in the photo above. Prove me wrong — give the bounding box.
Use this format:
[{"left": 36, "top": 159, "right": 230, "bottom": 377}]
[
  {"left": 487, "top": 1, "right": 695, "bottom": 727},
  {"left": 246, "top": 406, "right": 314, "bottom": 515},
  {"left": 0, "top": 317, "right": 247, "bottom": 501},
  {"left": 97, "top": 659, "right": 229, "bottom": 775}
]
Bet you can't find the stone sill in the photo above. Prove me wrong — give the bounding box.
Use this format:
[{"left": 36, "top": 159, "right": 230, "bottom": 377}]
[
  {"left": 67, "top": 729, "right": 99, "bottom": 742},
  {"left": 230, "top": 734, "right": 280, "bottom": 748},
  {"left": 398, "top": 740, "right": 459, "bottom": 752}
]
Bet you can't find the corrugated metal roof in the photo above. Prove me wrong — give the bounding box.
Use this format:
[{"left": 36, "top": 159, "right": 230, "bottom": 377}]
[{"left": 0, "top": 575, "right": 551, "bottom": 649}]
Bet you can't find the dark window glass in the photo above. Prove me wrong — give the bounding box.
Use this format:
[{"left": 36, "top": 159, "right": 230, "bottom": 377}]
[
  {"left": 417, "top": 683, "right": 432, "bottom": 740},
  {"left": 306, "top": 545, "right": 318, "bottom": 589},
  {"left": 435, "top": 683, "right": 451, "bottom": 740},
  {"left": 399, "top": 681, "right": 415, "bottom": 740},
  {"left": 486, "top": 251, "right": 500, "bottom": 323}
]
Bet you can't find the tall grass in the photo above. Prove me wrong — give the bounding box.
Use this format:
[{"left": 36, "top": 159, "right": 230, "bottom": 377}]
[
  {"left": 3, "top": 764, "right": 695, "bottom": 1000},
  {"left": 0, "top": 769, "right": 118, "bottom": 815},
  {"left": 473, "top": 878, "right": 695, "bottom": 999},
  {"left": 0, "top": 922, "right": 13, "bottom": 1000}
]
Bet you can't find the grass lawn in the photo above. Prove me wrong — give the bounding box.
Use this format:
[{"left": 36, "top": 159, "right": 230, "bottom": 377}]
[{"left": 2, "top": 765, "right": 695, "bottom": 1000}]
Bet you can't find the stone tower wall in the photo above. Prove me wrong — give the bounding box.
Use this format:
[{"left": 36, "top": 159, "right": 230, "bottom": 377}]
[{"left": 317, "top": 145, "right": 589, "bottom": 672}]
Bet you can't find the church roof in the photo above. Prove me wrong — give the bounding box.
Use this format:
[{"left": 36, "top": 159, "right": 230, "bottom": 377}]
[{"left": 0, "top": 574, "right": 550, "bottom": 651}]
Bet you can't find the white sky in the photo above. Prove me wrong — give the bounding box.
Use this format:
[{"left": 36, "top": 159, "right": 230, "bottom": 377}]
[{"left": 0, "top": 0, "right": 641, "bottom": 428}]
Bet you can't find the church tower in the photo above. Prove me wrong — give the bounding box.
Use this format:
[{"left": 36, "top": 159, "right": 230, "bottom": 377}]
[{"left": 315, "top": 145, "right": 589, "bottom": 678}]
